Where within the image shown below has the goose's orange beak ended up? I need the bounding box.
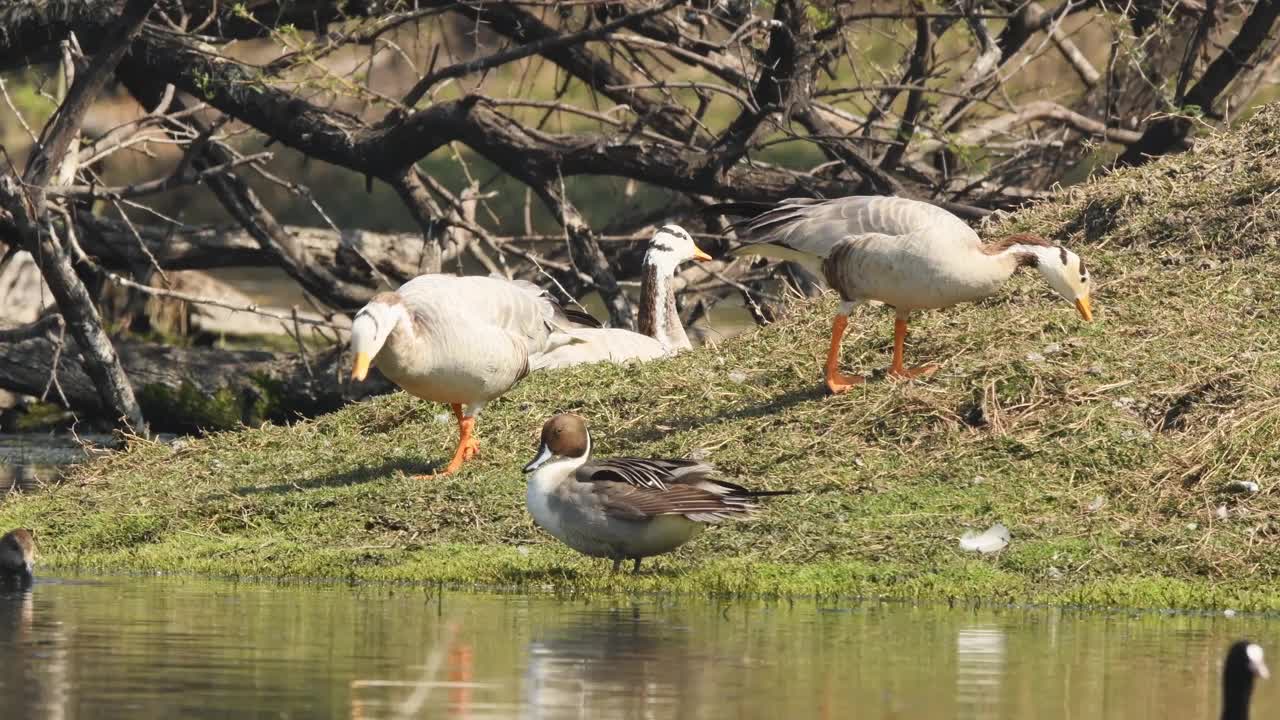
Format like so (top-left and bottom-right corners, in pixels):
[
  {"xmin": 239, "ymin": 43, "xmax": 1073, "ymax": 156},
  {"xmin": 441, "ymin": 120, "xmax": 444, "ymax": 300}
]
[
  {"xmin": 1075, "ymin": 296, "xmax": 1093, "ymax": 322},
  {"xmin": 693, "ymin": 244, "xmax": 712, "ymax": 261},
  {"xmin": 351, "ymin": 352, "xmax": 371, "ymax": 382}
]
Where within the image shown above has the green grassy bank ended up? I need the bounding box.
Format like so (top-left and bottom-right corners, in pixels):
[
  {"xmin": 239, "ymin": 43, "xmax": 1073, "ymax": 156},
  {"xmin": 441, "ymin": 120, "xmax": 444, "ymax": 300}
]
[{"xmin": 4, "ymin": 107, "xmax": 1280, "ymax": 610}]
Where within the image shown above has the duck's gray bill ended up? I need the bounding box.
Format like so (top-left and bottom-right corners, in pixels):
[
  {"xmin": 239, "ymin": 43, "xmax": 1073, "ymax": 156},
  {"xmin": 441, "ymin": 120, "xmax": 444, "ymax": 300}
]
[{"xmin": 523, "ymin": 443, "xmax": 553, "ymax": 473}]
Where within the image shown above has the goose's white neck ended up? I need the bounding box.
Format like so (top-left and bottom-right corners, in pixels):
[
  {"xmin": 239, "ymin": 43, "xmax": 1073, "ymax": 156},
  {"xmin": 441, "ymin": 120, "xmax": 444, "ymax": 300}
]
[
  {"xmin": 981, "ymin": 242, "xmax": 1061, "ymax": 281},
  {"xmin": 637, "ymin": 251, "xmax": 691, "ymax": 352}
]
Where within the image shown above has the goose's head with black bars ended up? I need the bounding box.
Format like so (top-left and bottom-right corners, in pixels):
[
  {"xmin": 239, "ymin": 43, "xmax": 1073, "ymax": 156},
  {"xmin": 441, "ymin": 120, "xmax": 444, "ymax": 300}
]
[
  {"xmin": 644, "ymin": 225, "xmax": 712, "ymax": 271},
  {"xmin": 984, "ymin": 233, "xmax": 1093, "ymax": 321}
]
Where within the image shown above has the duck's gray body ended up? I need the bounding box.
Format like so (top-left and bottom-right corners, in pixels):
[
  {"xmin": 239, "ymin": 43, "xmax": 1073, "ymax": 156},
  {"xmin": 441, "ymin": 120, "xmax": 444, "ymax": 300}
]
[{"xmin": 526, "ymin": 455, "xmax": 761, "ymax": 565}]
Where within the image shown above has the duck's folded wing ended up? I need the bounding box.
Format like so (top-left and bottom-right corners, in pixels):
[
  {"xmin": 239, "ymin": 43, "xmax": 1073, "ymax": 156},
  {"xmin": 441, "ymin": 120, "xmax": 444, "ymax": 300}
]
[
  {"xmin": 574, "ymin": 457, "xmax": 713, "ymax": 491},
  {"xmin": 589, "ymin": 482, "xmax": 756, "ymax": 522}
]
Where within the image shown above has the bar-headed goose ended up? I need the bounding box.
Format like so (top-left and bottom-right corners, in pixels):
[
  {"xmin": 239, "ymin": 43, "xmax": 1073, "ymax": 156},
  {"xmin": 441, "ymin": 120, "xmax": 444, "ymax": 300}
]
[
  {"xmin": 538, "ymin": 225, "xmax": 712, "ymax": 369},
  {"xmin": 713, "ymin": 196, "xmax": 1093, "ymax": 393},
  {"xmin": 349, "ymin": 275, "xmax": 598, "ymax": 476},
  {"xmin": 1222, "ymin": 640, "xmax": 1268, "ymax": 720},
  {"xmin": 522, "ymin": 413, "xmax": 790, "ymax": 573}
]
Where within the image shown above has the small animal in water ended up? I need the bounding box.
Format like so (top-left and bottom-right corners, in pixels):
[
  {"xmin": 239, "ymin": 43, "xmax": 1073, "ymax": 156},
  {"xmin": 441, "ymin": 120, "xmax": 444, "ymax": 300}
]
[
  {"xmin": 0, "ymin": 529, "xmax": 35, "ymax": 579},
  {"xmin": 1221, "ymin": 640, "xmax": 1268, "ymax": 720},
  {"xmin": 522, "ymin": 413, "xmax": 791, "ymax": 573}
]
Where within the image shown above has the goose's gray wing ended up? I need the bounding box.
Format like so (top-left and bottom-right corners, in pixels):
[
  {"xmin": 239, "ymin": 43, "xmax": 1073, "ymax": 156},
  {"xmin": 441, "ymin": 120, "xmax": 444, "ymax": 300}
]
[
  {"xmin": 727, "ymin": 196, "xmax": 980, "ymax": 259},
  {"xmin": 397, "ymin": 274, "xmax": 596, "ymax": 352}
]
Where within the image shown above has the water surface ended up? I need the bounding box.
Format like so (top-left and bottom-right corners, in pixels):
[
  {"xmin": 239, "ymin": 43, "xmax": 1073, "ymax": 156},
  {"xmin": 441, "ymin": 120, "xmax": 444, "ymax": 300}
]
[
  {"xmin": 0, "ymin": 433, "xmax": 114, "ymax": 494},
  {"xmin": 0, "ymin": 576, "xmax": 1273, "ymax": 719}
]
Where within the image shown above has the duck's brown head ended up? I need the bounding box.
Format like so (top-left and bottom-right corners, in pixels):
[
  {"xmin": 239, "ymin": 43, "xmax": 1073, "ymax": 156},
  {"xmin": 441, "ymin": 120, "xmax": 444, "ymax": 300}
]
[
  {"xmin": 0, "ymin": 529, "xmax": 35, "ymax": 577},
  {"xmin": 523, "ymin": 414, "xmax": 591, "ymax": 473}
]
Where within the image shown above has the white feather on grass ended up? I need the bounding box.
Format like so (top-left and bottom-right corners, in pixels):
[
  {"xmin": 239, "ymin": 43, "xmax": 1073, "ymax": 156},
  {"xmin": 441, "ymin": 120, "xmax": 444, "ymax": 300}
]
[{"xmin": 959, "ymin": 523, "xmax": 1010, "ymax": 554}]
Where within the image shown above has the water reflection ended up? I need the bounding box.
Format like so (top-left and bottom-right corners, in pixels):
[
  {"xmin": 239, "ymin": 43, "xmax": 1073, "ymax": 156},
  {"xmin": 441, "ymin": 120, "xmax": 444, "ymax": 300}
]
[
  {"xmin": 955, "ymin": 626, "xmax": 1006, "ymax": 718},
  {"xmin": 523, "ymin": 607, "xmax": 709, "ymax": 720},
  {"xmin": 0, "ymin": 578, "xmax": 1273, "ymax": 719},
  {"xmin": 0, "ymin": 433, "xmax": 115, "ymax": 494}
]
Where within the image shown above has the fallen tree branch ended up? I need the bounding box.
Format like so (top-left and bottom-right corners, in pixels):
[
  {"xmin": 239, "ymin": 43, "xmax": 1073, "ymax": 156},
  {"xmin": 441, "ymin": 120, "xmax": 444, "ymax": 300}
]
[
  {"xmin": 3, "ymin": 0, "xmax": 157, "ymax": 434},
  {"xmin": 0, "ymin": 331, "xmax": 394, "ymax": 433},
  {"xmin": 0, "ymin": 314, "xmax": 63, "ymax": 343}
]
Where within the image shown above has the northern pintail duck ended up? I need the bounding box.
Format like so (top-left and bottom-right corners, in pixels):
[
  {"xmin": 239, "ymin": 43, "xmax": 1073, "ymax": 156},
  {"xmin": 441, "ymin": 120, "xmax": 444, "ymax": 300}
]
[
  {"xmin": 1222, "ymin": 640, "xmax": 1268, "ymax": 720},
  {"xmin": 522, "ymin": 413, "xmax": 790, "ymax": 572},
  {"xmin": 349, "ymin": 274, "xmax": 598, "ymax": 476},
  {"xmin": 538, "ymin": 225, "xmax": 712, "ymax": 368},
  {"xmin": 715, "ymin": 196, "xmax": 1093, "ymax": 393}
]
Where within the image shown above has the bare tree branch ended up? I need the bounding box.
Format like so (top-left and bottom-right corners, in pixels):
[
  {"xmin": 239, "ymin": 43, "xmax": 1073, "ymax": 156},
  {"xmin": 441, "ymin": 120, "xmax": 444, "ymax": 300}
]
[
  {"xmin": 2, "ymin": 0, "xmax": 157, "ymax": 434},
  {"xmin": 402, "ymin": 0, "xmax": 686, "ymax": 108}
]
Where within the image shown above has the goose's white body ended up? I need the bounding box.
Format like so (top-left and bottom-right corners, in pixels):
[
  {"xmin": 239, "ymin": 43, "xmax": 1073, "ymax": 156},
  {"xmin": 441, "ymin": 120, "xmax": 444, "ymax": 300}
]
[
  {"xmin": 360, "ymin": 274, "xmax": 582, "ymax": 410},
  {"xmin": 732, "ymin": 196, "xmax": 1031, "ymax": 311},
  {"xmin": 723, "ymin": 195, "xmax": 1092, "ymax": 389},
  {"xmin": 539, "ymin": 226, "xmax": 706, "ymax": 369},
  {"xmin": 349, "ymin": 274, "xmax": 596, "ymax": 474},
  {"xmin": 537, "ymin": 328, "xmax": 668, "ymax": 369}
]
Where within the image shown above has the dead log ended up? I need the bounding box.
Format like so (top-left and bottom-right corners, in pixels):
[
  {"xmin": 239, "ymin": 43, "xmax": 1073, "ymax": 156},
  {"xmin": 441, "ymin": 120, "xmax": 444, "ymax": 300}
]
[
  {"xmin": 76, "ymin": 214, "xmax": 436, "ymax": 291},
  {"xmin": 0, "ymin": 330, "xmax": 394, "ymax": 434}
]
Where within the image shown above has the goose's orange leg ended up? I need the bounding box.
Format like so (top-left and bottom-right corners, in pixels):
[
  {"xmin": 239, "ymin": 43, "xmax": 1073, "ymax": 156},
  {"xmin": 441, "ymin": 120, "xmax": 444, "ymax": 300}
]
[
  {"xmin": 415, "ymin": 404, "xmax": 480, "ymax": 478},
  {"xmin": 824, "ymin": 315, "xmax": 865, "ymax": 394},
  {"xmin": 887, "ymin": 316, "xmax": 939, "ymax": 380}
]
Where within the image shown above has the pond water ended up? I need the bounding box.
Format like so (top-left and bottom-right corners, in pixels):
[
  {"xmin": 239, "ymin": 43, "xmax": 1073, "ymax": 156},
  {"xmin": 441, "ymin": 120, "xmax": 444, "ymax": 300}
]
[
  {"xmin": 0, "ymin": 433, "xmax": 115, "ymax": 494},
  {"xmin": 0, "ymin": 575, "xmax": 1273, "ymax": 719}
]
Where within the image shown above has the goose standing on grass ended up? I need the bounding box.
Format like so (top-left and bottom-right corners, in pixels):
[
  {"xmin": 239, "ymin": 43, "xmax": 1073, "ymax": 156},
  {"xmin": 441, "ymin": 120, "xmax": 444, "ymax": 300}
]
[
  {"xmin": 522, "ymin": 413, "xmax": 791, "ymax": 573},
  {"xmin": 712, "ymin": 196, "xmax": 1093, "ymax": 394},
  {"xmin": 349, "ymin": 275, "xmax": 599, "ymax": 477},
  {"xmin": 538, "ymin": 225, "xmax": 712, "ymax": 369},
  {"xmin": 1222, "ymin": 640, "xmax": 1268, "ymax": 720}
]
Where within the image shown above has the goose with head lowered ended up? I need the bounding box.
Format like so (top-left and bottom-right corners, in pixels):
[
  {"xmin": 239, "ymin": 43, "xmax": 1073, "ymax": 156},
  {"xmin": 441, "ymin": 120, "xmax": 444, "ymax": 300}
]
[
  {"xmin": 538, "ymin": 225, "xmax": 712, "ymax": 369},
  {"xmin": 711, "ymin": 196, "xmax": 1093, "ymax": 394},
  {"xmin": 522, "ymin": 413, "xmax": 791, "ymax": 573},
  {"xmin": 1222, "ymin": 640, "xmax": 1268, "ymax": 720},
  {"xmin": 349, "ymin": 274, "xmax": 599, "ymax": 477}
]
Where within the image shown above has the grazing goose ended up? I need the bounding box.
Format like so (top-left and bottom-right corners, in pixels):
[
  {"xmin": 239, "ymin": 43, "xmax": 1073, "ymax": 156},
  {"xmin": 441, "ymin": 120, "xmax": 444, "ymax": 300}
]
[
  {"xmin": 522, "ymin": 413, "xmax": 791, "ymax": 573},
  {"xmin": 1222, "ymin": 640, "xmax": 1268, "ymax": 720},
  {"xmin": 0, "ymin": 529, "xmax": 34, "ymax": 579},
  {"xmin": 538, "ymin": 225, "xmax": 712, "ymax": 368},
  {"xmin": 349, "ymin": 275, "xmax": 599, "ymax": 476},
  {"xmin": 713, "ymin": 196, "xmax": 1093, "ymax": 393}
]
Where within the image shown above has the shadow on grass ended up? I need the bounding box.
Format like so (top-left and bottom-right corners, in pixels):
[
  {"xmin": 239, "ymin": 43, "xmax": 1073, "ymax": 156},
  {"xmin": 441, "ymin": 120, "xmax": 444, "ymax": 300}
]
[
  {"xmin": 233, "ymin": 455, "xmax": 434, "ymax": 495},
  {"xmin": 611, "ymin": 385, "xmax": 827, "ymax": 446}
]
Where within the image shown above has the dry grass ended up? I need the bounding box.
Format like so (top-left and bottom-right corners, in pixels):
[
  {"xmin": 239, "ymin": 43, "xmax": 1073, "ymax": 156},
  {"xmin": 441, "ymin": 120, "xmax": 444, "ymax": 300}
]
[{"xmin": 3, "ymin": 107, "xmax": 1280, "ymax": 609}]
